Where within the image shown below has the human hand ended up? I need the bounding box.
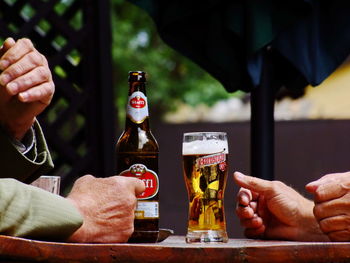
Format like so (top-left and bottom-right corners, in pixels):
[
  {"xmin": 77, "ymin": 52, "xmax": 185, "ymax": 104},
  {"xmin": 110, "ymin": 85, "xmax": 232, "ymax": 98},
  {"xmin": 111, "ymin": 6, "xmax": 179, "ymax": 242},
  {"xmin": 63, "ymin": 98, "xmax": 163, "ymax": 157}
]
[
  {"xmin": 0, "ymin": 38, "xmax": 54, "ymax": 140},
  {"xmin": 234, "ymin": 172, "xmax": 327, "ymax": 241},
  {"xmin": 306, "ymin": 172, "xmax": 350, "ymax": 241},
  {"xmin": 66, "ymin": 175, "xmax": 145, "ymax": 243}
]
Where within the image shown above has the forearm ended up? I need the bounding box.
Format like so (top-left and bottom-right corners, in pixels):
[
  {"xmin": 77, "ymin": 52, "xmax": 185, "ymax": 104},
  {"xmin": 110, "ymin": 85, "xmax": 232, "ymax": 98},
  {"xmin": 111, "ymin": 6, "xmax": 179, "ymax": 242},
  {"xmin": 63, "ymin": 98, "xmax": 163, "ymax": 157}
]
[{"xmin": 0, "ymin": 179, "xmax": 83, "ymax": 240}]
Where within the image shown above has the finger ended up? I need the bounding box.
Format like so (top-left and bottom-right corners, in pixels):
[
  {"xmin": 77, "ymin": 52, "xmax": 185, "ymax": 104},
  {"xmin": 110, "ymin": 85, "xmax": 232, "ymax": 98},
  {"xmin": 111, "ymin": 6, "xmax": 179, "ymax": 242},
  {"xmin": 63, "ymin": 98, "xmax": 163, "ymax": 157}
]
[
  {"xmin": 234, "ymin": 172, "xmax": 274, "ymax": 195},
  {"xmin": 0, "ymin": 37, "xmax": 16, "ymax": 58},
  {"xmin": 312, "ymin": 182, "xmax": 349, "ymax": 203},
  {"xmin": 117, "ymin": 176, "xmax": 146, "ymax": 196},
  {"xmin": 0, "ymin": 51, "xmax": 46, "ymax": 88},
  {"xmin": 313, "ymin": 196, "xmax": 350, "ymax": 220},
  {"xmin": 306, "ymin": 173, "xmax": 349, "ymax": 193},
  {"xmin": 244, "ymin": 225, "xmax": 265, "ymax": 239},
  {"xmin": 18, "ymin": 81, "xmax": 54, "ymax": 103},
  {"xmin": 240, "ymin": 215, "xmax": 263, "ymax": 229},
  {"xmin": 249, "ymin": 201, "xmax": 258, "ymax": 212},
  {"xmin": 328, "ymin": 230, "xmax": 350, "ymax": 242},
  {"xmin": 237, "ymin": 187, "xmax": 253, "ymax": 206},
  {"xmin": 134, "ymin": 178, "xmax": 146, "ymax": 196},
  {"xmin": 305, "ymin": 182, "xmax": 318, "ymax": 194},
  {"xmin": 236, "ymin": 204, "xmax": 255, "ymax": 219},
  {"xmin": 6, "ymin": 65, "xmax": 52, "ymax": 96},
  {"xmin": 0, "ymin": 38, "xmax": 35, "ymax": 71},
  {"xmin": 319, "ymin": 215, "xmax": 350, "ymax": 234}
]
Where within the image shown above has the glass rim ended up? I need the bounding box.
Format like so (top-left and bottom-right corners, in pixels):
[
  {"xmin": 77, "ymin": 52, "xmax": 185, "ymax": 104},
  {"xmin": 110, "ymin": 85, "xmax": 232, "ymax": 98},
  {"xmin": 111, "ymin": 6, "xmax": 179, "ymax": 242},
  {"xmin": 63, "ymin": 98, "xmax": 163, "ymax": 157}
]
[{"xmin": 183, "ymin": 131, "xmax": 227, "ymax": 136}]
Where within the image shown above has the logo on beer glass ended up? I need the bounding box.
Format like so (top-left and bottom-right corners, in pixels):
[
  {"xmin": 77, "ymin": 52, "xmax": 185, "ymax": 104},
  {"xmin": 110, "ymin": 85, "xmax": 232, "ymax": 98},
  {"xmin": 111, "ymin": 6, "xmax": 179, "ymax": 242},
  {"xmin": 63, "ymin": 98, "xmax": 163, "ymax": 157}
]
[
  {"xmin": 120, "ymin": 164, "xmax": 159, "ymax": 200},
  {"xmin": 196, "ymin": 152, "xmax": 227, "ymax": 171}
]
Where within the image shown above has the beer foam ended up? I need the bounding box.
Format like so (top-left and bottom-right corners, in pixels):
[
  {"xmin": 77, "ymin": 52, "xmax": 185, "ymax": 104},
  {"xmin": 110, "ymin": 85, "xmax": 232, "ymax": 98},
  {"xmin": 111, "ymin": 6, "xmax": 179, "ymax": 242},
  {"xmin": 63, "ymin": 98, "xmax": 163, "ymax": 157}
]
[{"xmin": 182, "ymin": 139, "xmax": 228, "ymax": 155}]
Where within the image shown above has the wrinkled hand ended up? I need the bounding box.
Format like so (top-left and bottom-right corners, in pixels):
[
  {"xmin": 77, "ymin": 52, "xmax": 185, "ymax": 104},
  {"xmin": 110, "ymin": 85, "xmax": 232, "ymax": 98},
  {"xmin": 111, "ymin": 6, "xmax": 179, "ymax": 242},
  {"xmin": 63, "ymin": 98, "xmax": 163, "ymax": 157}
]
[
  {"xmin": 66, "ymin": 175, "xmax": 145, "ymax": 243},
  {"xmin": 306, "ymin": 172, "xmax": 350, "ymax": 241},
  {"xmin": 234, "ymin": 172, "xmax": 327, "ymax": 241},
  {"xmin": 0, "ymin": 38, "xmax": 54, "ymax": 140}
]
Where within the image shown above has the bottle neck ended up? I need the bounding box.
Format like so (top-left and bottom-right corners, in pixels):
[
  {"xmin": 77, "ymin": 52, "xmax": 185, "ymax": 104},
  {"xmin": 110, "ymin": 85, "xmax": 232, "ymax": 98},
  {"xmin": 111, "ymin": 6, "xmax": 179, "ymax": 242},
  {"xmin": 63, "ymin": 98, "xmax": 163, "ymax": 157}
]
[{"xmin": 125, "ymin": 81, "xmax": 150, "ymax": 130}]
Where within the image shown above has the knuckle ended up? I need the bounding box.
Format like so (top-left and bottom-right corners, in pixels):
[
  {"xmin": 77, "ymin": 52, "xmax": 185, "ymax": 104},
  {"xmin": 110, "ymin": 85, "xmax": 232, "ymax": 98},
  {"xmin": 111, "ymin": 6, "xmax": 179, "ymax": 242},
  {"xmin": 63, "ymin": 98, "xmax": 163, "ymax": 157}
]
[
  {"xmin": 117, "ymin": 176, "xmax": 140, "ymax": 190},
  {"xmin": 28, "ymin": 51, "xmax": 42, "ymax": 66},
  {"xmin": 76, "ymin": 174, "xmax": 94, "ymax": 184},
  {"xmin": 18, "ymin": 38, "xmax": 34, "ymax": 50},
  {"xmin": 114, "ymin": 176, "xmax": 129, "ymax": 188},
  {"xmin": 41, "ymin": 54, "xmax": 48, "ymax": 65},
  {"xmin": 46, "ymin": 82, "xmax": 55, "ymax": 102},
  {"xmin": 340, "ymin": 182, "xmax": 350, "ymax": 192},
  {"xmin": 50, "ymin": 80, "xmax": 55, "ymax": 91},
  {"xmin": 36, "ymin": 66, "xmax": 50, "ymax": 80},
  {"xmin": 120, "ymin": 225, "xmax": 134, "ymax": 241},
  {"xmin": 23, "ymin": 75, "xmax": 34, "ymax": 87}
]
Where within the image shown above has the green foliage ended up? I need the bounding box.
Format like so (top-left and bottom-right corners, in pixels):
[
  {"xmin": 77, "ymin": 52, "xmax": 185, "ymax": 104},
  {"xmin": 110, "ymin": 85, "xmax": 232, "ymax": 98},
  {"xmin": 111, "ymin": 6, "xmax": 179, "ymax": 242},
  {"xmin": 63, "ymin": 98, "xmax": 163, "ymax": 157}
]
[{"xmin": 111, "ymin": 0, "xmax": 240, "ymax": 122}]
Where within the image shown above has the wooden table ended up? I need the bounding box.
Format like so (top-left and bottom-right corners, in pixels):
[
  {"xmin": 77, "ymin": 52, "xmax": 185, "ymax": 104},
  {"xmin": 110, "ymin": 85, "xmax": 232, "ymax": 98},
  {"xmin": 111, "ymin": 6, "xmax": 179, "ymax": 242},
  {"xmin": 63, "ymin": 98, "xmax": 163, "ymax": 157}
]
[{"xmin": 1, "ymin": 235, "xmax": 350, "ymax": 263}]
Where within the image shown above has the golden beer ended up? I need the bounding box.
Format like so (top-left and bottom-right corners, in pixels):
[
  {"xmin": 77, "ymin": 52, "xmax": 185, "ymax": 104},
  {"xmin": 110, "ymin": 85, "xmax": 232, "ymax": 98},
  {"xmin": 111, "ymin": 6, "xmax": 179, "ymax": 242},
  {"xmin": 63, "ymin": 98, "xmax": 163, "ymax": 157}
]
[{"xmin": 182, "ymin": 132, "xmax": 228, "ymax": 243}]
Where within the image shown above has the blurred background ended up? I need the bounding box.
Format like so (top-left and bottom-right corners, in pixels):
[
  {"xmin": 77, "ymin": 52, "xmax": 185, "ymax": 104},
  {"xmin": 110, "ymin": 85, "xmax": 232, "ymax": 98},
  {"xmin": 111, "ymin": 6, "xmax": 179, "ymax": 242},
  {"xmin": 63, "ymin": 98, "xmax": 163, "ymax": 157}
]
[
  {"xmin": 110, "ymin": 0, "xmax": 350, "ymax": 238},
  {"xmin": 1, "ymin": 0, "xmax": 350, "ymax": 239}
]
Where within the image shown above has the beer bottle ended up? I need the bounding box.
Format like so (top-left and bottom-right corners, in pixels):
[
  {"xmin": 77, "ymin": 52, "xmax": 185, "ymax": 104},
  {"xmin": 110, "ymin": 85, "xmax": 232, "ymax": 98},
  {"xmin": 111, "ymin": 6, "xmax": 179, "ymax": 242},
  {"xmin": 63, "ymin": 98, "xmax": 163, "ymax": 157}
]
[{"xmin": 116, "ymin": 71, "xmax": 159, "ymax": 243}]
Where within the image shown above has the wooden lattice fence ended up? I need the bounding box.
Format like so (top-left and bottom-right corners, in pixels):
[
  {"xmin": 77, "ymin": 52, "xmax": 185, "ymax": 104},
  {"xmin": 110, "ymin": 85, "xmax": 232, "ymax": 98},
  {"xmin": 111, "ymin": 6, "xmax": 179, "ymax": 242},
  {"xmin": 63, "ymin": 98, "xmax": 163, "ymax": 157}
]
[{"xmin": 0, "ymin": 0, "xmax": 116, "ymax": 190}]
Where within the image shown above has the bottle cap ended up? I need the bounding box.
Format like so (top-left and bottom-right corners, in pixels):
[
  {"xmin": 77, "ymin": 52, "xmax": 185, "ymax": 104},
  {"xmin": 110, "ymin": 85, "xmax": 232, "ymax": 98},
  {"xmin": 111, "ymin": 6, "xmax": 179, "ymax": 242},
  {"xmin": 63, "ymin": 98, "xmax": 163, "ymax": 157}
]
[{"xmin": 129, "ymin": 71, "xmax": 146, "ymax": 82}]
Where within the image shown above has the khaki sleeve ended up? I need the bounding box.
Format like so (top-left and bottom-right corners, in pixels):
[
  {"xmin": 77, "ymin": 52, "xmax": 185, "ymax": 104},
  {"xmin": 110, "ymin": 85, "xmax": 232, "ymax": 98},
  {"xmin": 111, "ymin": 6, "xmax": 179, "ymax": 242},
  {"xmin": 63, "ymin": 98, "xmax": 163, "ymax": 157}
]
[
  {"xmin": 0, "ymin": 179, "xmax": 83, "ymax": 240},
  {"xmin": 0, "ymin": 120, "xmax": 54, "ymax": 183}
]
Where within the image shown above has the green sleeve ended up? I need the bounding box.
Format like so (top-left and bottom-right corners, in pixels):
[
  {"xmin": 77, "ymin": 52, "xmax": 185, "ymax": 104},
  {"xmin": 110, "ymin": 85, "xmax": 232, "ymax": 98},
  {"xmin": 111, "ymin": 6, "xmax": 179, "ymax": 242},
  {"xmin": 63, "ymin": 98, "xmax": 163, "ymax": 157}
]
[
  {"xmin": 0, "ymin": 178, "xmax": 83, "ymax": 240},
  {"xmin": 0, "ymin": 122, "xmax": 83, "ymax": 240},
  {"xmin": 0, "ymin": 120, "xmax": 54, "ymax": 183}
]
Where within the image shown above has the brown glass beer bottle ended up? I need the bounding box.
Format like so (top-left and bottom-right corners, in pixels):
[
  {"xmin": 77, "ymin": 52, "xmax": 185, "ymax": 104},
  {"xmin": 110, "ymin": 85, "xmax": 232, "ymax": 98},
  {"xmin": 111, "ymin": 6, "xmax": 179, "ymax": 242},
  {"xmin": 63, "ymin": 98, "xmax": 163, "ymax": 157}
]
[{"xmin": 116, "ymin": 71, "xmax": 159, "ymax": 243}]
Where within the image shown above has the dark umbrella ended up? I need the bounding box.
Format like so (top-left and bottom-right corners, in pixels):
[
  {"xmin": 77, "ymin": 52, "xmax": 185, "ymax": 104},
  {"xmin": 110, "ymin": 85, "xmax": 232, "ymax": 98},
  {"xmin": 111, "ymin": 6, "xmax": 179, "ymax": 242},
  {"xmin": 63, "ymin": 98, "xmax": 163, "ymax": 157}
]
[{"xmin": 127, "ymin": 0, "xmax": 350, "ymax": 180}]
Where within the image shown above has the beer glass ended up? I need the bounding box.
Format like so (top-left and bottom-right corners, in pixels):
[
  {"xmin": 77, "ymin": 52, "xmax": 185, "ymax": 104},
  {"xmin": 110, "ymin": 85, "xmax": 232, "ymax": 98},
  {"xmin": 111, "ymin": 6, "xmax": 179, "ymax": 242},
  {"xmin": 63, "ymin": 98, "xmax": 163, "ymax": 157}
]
[{"xmin": 182, "ymin": 132, "xmax": 229, "ymax": 243}]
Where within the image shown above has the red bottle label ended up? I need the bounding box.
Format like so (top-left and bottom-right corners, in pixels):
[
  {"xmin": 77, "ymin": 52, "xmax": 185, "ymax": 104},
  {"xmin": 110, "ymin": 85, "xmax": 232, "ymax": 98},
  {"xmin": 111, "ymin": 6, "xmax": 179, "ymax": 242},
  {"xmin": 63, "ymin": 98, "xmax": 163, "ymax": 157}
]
[{"xmin": 120, "ymin": 164, "xmax": 159, "ymax": 200}]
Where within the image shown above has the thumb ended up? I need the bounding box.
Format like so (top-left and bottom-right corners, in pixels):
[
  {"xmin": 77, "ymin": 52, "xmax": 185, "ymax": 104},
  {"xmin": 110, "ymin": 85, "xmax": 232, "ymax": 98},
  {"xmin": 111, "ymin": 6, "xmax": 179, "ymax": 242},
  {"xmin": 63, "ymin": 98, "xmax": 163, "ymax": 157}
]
[
  {"xmin": 133, "ymin": 178, "xmax": 146, "ymax": 196},
  {"xmin": 305, "ymin": 180, "xmax": 320, "ymax": 194},
  {"xmin": 117, "ymin": 176, "xmax": 146, "ymax": 196},
  {"xmin": 233, "ymin": 171, "xmax": 274, "ymax": 195}
]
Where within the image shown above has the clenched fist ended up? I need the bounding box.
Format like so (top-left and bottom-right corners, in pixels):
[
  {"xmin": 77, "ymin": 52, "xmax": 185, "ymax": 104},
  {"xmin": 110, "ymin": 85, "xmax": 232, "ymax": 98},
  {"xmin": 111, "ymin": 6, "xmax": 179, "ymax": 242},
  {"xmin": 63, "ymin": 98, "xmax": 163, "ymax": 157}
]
[
  {"xmin": 0, "ymin": 38, "xmax": 54, "ymax": 140},
  {"xmin": 67, "ymin": 175, "xmax": 145, "ymax": 243}
]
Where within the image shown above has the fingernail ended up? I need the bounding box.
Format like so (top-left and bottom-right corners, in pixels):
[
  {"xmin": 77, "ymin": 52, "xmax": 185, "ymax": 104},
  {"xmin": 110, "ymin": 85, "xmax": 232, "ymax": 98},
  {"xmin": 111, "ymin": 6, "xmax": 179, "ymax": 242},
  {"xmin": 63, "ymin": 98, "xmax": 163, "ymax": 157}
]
[
  {"xmin": 241, "ymin": 194, "xmax": 249, "ymax": 205},
  {"xmin": 0, "ymin": 60, "xmax": 9, "ymax": 71},
  {"xmin": 306, "ymin": 181, "xmax": 315, "ymax": 187},
  {"xmin": 7, "ymin": 82, "xmax": 18, "ymax": 95},
  {"xmin": 19, "ymin": 92, "xmax": 28, "ymax": 102},
  {"xmin": 306, "ymin": 179, "xmax": 319, "ymax": 187},
  {"xmin": 0, "ymin": 73, "xmax": 10, "ymax": 86},
  {"xmin": 305, "ymin": 181, "xmax": 319, "ymax": 192}
]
